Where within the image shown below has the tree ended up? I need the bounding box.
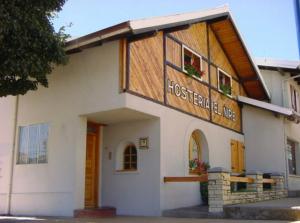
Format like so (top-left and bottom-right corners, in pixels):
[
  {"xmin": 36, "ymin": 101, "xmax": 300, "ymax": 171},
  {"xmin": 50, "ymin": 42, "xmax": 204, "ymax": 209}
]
[{"xmin": 0, "ymin": 0, "xmax": 69, "ymax": 97}]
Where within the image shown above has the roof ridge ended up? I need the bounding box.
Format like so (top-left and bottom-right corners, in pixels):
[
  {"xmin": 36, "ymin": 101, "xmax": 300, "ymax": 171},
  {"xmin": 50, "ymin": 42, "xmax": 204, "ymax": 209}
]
[
  {"xmin": 129, "ymin": 4, "xmax": 230, "ymax": 24},
  {"xmin": 129, "ymin": 5, "xmax": 230, "ymax": 32}
]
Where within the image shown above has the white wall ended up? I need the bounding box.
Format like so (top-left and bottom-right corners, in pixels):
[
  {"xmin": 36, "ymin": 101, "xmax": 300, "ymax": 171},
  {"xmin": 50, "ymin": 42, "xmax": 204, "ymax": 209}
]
[
  {"xmin": 9, "ymin": 40, "xmax": 123, "ymax": 216},
  {"xmin": 243, "ymin": 105, "xmax": 286, "ymax": 174},
  {"xmin": 261, "ymin": 69, "xmax": 300, "ymax": 190},
  {"xmin": 101, "ymin": 119, "xmax": 161, "ymax": 216},
  {"xmin": 1, "ymin": 38, "xmax": 249, "ymax": 217},
  {"xmin": 125, "ymin": 94, "xmax": 244, "ymax": 212},
  {"xmin": 288, "ymin": 175, "xmax": 300, "ymax": 190},
  {"xmin": 260, "ymin": 69, "xmax": 288, "ymax": 107},
  {"xmin": 0, "ymin": 96, "xmax": 16, "ymax": 214}
]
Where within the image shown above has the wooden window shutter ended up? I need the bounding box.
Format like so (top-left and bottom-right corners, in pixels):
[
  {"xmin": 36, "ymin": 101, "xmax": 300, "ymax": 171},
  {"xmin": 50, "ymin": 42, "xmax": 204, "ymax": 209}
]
[
  {"xmin": 238, "ymin": 142, "xmax": 245, "ymax": 173},
  {"xmin": 231, "ymin": 140, "xmax": 239, "ymax": 172}
]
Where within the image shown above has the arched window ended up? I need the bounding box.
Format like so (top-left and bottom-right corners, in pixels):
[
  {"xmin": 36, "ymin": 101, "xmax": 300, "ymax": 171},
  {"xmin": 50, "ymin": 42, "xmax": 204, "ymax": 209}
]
[
  {"xmin": 189, "ymin": 130, "xmax": 201, "ymax": 173},
  {"xmin": 123, "ymin": 144, "xmax": 137, "ymax": 170}
]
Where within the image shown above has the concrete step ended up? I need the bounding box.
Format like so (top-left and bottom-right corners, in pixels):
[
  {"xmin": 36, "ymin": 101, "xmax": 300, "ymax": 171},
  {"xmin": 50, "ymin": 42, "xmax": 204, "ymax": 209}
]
[
  {"xmin": 288, "ymin": 190, "xmax": 300, "ymax": 197},
  {"xmin": 74, "ymin": 207, "xmax": 116, "ymax": 218}
]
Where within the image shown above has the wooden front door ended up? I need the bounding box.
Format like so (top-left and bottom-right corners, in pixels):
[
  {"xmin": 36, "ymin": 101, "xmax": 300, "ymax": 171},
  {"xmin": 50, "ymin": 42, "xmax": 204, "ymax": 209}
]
[{"xmin": 84, "ymin": 123, "xmax": 100, "ymax": 208}]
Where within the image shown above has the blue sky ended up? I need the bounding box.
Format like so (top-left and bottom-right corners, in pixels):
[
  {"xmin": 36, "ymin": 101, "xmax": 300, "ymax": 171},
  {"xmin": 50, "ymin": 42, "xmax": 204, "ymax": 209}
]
[{"xmin": 53, "ymin": 0, "xmax": 299, "ymax": 60}]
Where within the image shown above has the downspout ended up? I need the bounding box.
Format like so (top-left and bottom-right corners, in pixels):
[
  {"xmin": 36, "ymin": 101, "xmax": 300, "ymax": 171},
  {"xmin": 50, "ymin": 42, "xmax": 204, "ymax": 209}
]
[
  {"xmin": 7, "ymin": 95, "xmax": 19, "ymax": 215},
  {"xmin": 283, "ymin": 118, "xmax": 289, "ymax": 189}
]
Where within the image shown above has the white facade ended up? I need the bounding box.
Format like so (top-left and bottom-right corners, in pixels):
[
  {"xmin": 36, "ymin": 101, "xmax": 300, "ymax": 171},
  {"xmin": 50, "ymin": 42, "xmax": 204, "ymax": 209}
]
[
  {"xmin": 243, "ymin": 64, "xmax": 300, "ymax": 191},
  {"xmin": 262, "ymin": 68, "xmax": 300, "ymax": 190},
  {"xmin": 243, "ymin": 105, "xmax": 286, "ymax": 174},
  {"xmin": 0, "ymin": 39, "xmax": 299, "ymax": 218},
  {"xmin": 0, "ymin": 40, "xmax": 244, "ymax": 216}
]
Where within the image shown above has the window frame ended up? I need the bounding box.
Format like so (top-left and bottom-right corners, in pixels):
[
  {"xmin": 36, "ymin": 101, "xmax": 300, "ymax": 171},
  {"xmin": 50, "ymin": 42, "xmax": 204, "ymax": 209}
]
[
  {"xmin": 122, "ymin": 144, "xmax": 137, "ymax": 171},
  {"xmin": 287, "ymin": 139, "xmax": 298, "ymax": 175},
  {"xmin": 182, "ymin": 45, "xmax": 203, "ymax": 81},
  {"xmin": 217, "ymin": 68, "xmax": 233, "ymax": 97},
  {"xmin": 290, "ymin": 84, "xmax": 300, "ymax": 112},
  {"xmin": 188, "ymin": 131, "xmax": 202, "ymax": 174},
  {"xmin": 17, "ymin": 123, "xmax": 49, "ymax": 165}
]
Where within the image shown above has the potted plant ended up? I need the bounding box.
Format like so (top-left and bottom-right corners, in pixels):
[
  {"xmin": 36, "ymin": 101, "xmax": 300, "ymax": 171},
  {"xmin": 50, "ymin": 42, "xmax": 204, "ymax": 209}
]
[
  {"xmin": 220, "ymin": 83, "xmax": 231, "ymax": 96},
  {"xmin": 184, "ymin": 63, "xmax": 205, "ymax": 79},
  {"xmin": 189, "ymin": 159, "xmax": 210, "ymax": 205}
]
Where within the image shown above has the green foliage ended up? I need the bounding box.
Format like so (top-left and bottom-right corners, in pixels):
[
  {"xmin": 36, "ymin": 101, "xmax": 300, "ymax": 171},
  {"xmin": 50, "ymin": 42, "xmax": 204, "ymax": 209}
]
[
  {"xmin": 184, "ymin": 64, "xmax": 203, "ymax": 78},
  {"xmin": 0, "ymin": 0, "xmax": 69, "ymax": 97},
  {"xmin": 220, "ymin": 83, "xmax": 231, "ymax": 96}
]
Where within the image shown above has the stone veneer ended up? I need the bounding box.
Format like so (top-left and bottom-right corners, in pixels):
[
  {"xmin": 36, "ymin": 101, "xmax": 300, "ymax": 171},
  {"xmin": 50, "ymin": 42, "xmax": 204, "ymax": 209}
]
[{"xmin": 208, "ymin": 167, "xmax": 288, "ymax": 212}]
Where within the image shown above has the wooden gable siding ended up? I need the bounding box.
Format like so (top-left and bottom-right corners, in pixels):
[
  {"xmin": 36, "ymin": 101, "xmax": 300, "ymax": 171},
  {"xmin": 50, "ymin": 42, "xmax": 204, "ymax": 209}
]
[
  {"xmin": 166, "ymin": 37, "xmax": 181, "ymax": 68},
  {"xmin": 210, "ymin": 65, "xmax": 218, "ymax": 88},
  {"xmin": 208, "ymin": 26, "xmax": 238, "ymax": 80},
  {"xmin": 124, "ymin": 21, "xmax": 244, "ymax": 133},
  {"xmin": 210, "ymin": 64, "xmax": 239, "ymax": 96},
  {"xmin": 211, "ymin": 89, "xmax": 241, "ymax": 132},
  {"xmin": 128, "ymin": 32, "xmax": 164, "ymax": 102},
  {"xmin": 165, "ymin": 36, "xmax": 209, "ymax": 84},
  {"xmin": 166, "ymin": 66, "xmax": 210, "ymax": 120},
  {"xmin": 169, "ymin": 22, "xmax": 208, "ymax": 58},
  {"xmin": 231, "ymin": 79, "xmax": 240, "ymax": 97}
]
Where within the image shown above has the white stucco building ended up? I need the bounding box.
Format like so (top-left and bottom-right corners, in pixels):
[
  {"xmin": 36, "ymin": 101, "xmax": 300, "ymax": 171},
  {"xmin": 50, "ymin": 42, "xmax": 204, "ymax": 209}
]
[
  {"xmin": 249, "ymin": 58, "xmax": 300, "ymax": 191},
  {"xmin": 0, "ymin": 6, "xmax": 299, "ymax": 217}
]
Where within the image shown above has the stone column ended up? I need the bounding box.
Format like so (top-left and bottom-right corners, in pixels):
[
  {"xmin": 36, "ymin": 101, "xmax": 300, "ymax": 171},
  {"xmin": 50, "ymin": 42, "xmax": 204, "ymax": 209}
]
[
  {"xmin": 271, "ymin": 172, "xmax": 287, "ymax": 199},
  {"xmin": 246, "ymin": 171, "xmax": 263, "ymax": 193},
  {"xmin": 270, "ymin": 172, "xmax": 285, "ymax": 190},
  {"xmin": 208, "ymin": 167, "xmax": 231, "ymax": 213}
]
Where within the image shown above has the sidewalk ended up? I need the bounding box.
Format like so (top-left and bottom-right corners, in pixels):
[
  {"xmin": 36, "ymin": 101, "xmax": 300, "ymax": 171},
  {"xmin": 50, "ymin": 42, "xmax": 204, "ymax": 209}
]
[
  {"xmin": 0, "ymin": 216, "xmax": 293, "ymax": 223},
  {"xmin": 224, "ymin": 197, "xmax": 300, "ymax": 220}
]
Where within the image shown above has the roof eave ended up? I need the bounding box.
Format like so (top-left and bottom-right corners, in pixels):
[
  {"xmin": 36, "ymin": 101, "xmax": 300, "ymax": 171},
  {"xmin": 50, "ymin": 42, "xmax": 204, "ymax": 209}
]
[
  {"xmin": 226, "ymin": 14, "xmax": 271, "ymax": 100},
  {"xmin": 65, "ymin": 8, "xmax": 231, "ymax": 51},
  {"xmin": 65, "ymin": 22, "xmax": 132, "ymax": 52},
  {"xmin": 130, "ymin": 12, "xmax": 230, "ymax": 35},
  {"xmin": 238, "ymin": 96, "xmax": 292, "ymax": 116}
]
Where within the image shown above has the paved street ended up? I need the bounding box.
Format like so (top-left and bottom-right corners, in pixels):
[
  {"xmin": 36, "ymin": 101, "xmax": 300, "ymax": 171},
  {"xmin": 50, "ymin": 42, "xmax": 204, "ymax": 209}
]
[{"xmin": 0, "ymin": 216, "xmax": 297, "ymax": 223}]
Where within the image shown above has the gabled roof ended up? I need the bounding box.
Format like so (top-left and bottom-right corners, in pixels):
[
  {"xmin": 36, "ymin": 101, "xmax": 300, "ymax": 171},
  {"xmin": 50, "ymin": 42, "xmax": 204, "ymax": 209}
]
[
  {"xmin": 65, "ymin": 6, "xmax": 231, "ymax": 51},
  {"xmin": 65, "ymin": 5, "xmax": 270, "ymax": 100}
]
